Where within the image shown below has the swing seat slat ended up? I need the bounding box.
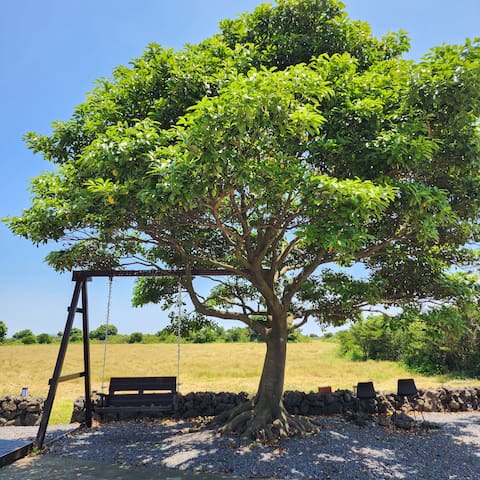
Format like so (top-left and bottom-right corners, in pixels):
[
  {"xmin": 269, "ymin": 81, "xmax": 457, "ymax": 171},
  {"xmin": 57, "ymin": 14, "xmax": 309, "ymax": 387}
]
[{"xmin": 94, "ymin": 376, "xmax": 177, "ymax": 416}]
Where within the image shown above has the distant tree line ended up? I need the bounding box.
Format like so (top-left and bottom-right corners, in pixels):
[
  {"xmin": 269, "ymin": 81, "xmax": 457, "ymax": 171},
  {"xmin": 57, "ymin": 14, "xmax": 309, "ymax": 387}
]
[
  {"xmin": 1, "ymin": 328, "xmax": 53, "ymax": 345},
  {"xmin": 1, "ymin": 315, "xmax": 312, "ymax": 345}
]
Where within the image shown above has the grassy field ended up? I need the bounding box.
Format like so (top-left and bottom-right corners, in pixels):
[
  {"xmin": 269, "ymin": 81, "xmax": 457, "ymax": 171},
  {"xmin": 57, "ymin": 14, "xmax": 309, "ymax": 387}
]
[{"xmin": 1, "ymin": 340, "xmax": 479, "ymax": 424}]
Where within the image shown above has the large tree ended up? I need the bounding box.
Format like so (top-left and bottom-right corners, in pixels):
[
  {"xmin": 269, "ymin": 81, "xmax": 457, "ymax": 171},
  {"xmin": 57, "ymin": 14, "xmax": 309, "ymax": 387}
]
[{"xmin": 5, "ymin": 0, "xmax": 480, "ymax": 439}]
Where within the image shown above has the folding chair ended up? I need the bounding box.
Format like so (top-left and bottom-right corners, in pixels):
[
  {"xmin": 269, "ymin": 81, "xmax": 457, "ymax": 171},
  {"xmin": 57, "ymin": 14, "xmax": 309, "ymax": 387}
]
[
  {"xmin": 397, "ymin": 378, "xmax": 424, "ymax": 420},
  {"xmin": 355, "ymin": 381, "xmax": 376, "ymax": 413}
]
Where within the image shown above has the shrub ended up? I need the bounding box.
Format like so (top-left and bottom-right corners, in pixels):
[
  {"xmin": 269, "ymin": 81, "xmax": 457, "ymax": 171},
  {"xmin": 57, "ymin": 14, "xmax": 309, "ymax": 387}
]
[
  {"xmin": 128, "ymin": 332, "xmax": 143, "ymax": 343},
  {"xmin": 13, "ymin": 329, "xmax": 34, "ymax": 340},
  {"xmin": 37, "ymin": 333, "xmax": 52, "ymax": 344},
  {"xmin": 89, "ymin": 324, "xmax": 118, "ymax": 340},
  {"xmin": 397, "ymin": 307, "xmax": 480, "ymax": 376},
  {"xmin": 69, "ymin": 328, "xmax": 83, "ymax": 342},
  {"xmin": 0, "ymin": 321, "xmax": 7, "ymax": 342},
  {"xmin": 287, "ymin": 329, "xmax": 311, "ymax": 343},
  {"xmin": 155, "ymin": 330, "xmax": 178, "ymax": 343},
  {"xmin": 224, "ymin": 327, "xmax": 251, "ymax": 342},
  {"xmin": 339, "ymin": 306, "xmax": 480, "ymax": 377},
  {"xmin": 338, "ymin": 316, "xmax": 398, "ymax": 361},
  {"xmin": 21, "ymin": 335, "xmax": 37, "ymax": 344},
  {"xmin": 190, "ymin": 325, "xmax": 225, "ymax": 343}
]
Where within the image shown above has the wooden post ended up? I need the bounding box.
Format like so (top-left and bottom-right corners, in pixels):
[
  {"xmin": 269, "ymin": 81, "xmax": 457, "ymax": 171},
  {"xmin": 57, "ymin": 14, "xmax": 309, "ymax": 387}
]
[
  {"xmin": 81, "ymin": 281, "xmax": 92, "ymax": 428},
  {"xmin": 34, "ymin": 280, "xmax": 83, "ymax": 449}
]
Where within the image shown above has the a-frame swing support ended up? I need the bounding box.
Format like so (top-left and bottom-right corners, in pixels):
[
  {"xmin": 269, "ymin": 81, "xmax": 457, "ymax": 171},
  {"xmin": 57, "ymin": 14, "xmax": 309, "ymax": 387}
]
[
  {"xmin": 34, "ymin": 278, "xmax": 92, "ymax": 448},
  {"xmin": 35, "ymin": 268, "xmax": 236, "ymax": 449}
]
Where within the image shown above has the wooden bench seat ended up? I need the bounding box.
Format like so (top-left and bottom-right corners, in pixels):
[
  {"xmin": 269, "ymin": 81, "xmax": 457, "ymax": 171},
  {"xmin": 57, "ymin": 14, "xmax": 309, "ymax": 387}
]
[{"xmin": 94, "ymin": 376, "xmax": 177, "ymax": 417}]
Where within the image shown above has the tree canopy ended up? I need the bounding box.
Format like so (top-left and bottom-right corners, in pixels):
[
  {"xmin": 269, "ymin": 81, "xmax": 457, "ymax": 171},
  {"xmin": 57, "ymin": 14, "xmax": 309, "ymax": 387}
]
[{"xmin": 5, "ymin": 0, "xmax": 480, "ymax": 439}]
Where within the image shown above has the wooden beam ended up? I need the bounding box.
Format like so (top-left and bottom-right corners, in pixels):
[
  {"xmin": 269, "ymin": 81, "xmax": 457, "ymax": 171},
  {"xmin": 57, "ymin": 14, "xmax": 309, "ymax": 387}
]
[
  {"xmin": 48, "ymin": 372, "xmax": 85, "ymax": 384},
  {"xmin": 72, "ymin": 268, "xmax": 240, "ymax": 280}
]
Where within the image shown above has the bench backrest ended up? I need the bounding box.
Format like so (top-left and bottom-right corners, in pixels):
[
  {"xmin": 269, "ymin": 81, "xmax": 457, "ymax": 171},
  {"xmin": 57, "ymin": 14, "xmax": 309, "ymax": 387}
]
[
  {"xmin": 109, "ymin": 376, "xmax": 176, "ymax": 394},
  {"xmin": 107, "ymin": 376, "xmax": 176, "ymax": 408}
]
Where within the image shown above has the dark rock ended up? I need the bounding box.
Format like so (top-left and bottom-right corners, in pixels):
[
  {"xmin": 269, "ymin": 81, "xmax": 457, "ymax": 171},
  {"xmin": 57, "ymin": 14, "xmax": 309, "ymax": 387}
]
[
  {"xmin": 449, "ymin": 400, "xmax": 461, "ymax": 411},
  {"xmin": 323, "ymin": 394, "xmax": 335, "ymax": 405},
  {"xmin": 299, "ymin": 400, "xmax": 310, "ymax": 415},
  {"xmin": 376, "ymin": 394, "xmax": 394, "ymax": 414},
  {"xmin": 342, "ymin": 391, "xmax": 353, "ymax": 403},
  {"xmin": 322, "ymin": 401, "xmax": 344, "ymax": 415},
  {"xmin": 1, "ymin": 400, "xmax": 16, "ymax": 412},
  {"xmin": 71, "ymin": 397, "xmax": 86, "ymax": 423},
  {"xmin": 184, "ymin": 409, "xmax": 200, "ymax": 418},
  {"xmin": 392, "ymin": 412, "xmax": 416, "ymax": 430},
  {"xmin": 350, "ymin": 412, "xmax": 371, "ymax": 426},
  {"xmin": 307, "ymin": 392, "xmax": 325, "ymax": 405},
  {"xmin": 376, "ymin": 415, "xmax": 392, "ymax": 428},
  {"xmin": 422, "ymin": 389, "xmax": 443, "ymax": 412},
  {"xmin": 284, "ymin": 390, "xmax": 304, "ymax": 406},
  {"xmin": 3, "ymin": 410, "xmax": 17, "ymax": 421},
  {"xmin": 25, "ymin": 412, "xmax": 41, "ymax": 426}
]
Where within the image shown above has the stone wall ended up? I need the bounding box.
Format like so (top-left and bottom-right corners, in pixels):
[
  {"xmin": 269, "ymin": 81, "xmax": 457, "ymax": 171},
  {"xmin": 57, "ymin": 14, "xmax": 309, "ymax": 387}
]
[
  {"xmin": 0, "ymin": 395, "xmax": 44, "ymax": 426},
  {"xmin": 177, "ymin": 391, "xmax": 249, "ymax": 418},
  {"xmin": 283, "ymin": 386, "xmax": 480, "ymax": 416},
  {"xmin": 4, "ymin": 386, "xmax": 480, "ymax": 426},
  {"xmin": 69, "ymin": 386, "xmax": 480, "ymax": 423}
]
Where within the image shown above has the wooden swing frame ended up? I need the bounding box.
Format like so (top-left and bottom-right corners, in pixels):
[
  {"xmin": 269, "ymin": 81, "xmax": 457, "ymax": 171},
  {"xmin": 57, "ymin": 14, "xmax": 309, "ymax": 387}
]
[{"xmin": 34, "ymin": 268, "xmax": 235, "ymax": 449}]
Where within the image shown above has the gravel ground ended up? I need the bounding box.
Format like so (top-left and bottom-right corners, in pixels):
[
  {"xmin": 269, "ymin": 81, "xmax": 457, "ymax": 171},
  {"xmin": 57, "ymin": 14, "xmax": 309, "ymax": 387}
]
[
  {"xmin": 45, "ymin": 413, "xmax": 480, "ymax": 479},
  {"xmin": 0, "ymin": 425, "xmax": 76, "ymax": 443}
]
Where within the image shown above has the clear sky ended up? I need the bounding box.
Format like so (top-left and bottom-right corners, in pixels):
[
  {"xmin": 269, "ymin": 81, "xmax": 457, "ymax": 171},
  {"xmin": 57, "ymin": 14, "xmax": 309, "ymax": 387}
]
[{"xmin": 1, "ymin": 0, "xmax": 479, "ymax": 337}]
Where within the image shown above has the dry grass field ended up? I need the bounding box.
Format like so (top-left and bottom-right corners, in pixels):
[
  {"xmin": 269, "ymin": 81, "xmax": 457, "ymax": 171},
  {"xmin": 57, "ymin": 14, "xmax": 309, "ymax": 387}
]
[{"xmin": 1, "ymin": 340, "xmax": 478, "ymax": 424}]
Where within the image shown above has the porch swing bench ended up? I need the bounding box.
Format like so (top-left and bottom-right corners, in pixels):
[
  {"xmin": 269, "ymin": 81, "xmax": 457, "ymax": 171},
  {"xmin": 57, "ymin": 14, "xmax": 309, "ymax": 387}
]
[{"xmin": 94, "ymin": 376, "xmax": 177, "ymax": 418}]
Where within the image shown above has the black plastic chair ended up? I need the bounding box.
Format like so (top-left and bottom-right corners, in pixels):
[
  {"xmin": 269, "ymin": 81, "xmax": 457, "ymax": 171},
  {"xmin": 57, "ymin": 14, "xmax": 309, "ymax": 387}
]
[
  {"xmin": 397, "ymin": 378, "xmax": 424, "ymax": 420},
  {"xmin": 355, "ymin": 381, "xmax": 376, "ymax": 413}
]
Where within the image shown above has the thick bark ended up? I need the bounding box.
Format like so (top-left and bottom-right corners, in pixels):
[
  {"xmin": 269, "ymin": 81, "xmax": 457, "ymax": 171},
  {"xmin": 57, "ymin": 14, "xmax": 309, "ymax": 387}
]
[{"xmin": 215, "ymin": 317, "xmax": 318, "ymax": 441}]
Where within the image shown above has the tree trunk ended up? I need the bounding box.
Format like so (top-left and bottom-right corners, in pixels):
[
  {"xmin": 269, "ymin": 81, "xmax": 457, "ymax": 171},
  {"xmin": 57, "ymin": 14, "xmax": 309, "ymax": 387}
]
[
  {"xmin": 214, "ymin": 315, "xmax": 318, "ymax": 441},
  {"xmin": 254, "ymin": 324, "xmax": 287, "ymax": 423}
]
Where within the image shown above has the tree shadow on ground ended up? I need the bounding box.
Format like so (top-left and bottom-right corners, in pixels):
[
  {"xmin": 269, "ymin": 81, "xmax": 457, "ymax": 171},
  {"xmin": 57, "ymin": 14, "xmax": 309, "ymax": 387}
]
[{"xmin": 16, "ymin": 413, "xmax": 480, "ymax": 479}]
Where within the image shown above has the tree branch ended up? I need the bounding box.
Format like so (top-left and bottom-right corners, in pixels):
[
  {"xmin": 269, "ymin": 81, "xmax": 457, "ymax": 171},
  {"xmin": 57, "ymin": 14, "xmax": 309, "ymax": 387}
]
[{"xmin": 182, "ymin": 267, "xmax": 267, "ymax": 337}]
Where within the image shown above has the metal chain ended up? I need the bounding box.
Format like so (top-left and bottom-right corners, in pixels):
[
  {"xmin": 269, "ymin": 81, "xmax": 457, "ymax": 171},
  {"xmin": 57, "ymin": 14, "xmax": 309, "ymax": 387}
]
[
  {"xmin": 177, "ymin": 280, "xmax": 182, "ymax": 392},
  {"xmin": 101, "ymin": 277, "xmax": 113, "ymax": 392}
]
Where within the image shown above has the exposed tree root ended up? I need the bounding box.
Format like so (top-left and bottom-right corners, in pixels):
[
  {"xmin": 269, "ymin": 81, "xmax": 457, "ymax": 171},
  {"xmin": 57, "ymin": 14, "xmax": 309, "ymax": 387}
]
[{"xmin": 213, "ymin": 400, "xmax": 319, "ymax": 442}]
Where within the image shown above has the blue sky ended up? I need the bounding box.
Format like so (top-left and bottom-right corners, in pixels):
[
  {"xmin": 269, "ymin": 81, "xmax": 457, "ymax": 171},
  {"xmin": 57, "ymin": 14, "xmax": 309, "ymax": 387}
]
[{"xmin": 1, "ymin": 0, "xmax": 479, "ymax": 337}]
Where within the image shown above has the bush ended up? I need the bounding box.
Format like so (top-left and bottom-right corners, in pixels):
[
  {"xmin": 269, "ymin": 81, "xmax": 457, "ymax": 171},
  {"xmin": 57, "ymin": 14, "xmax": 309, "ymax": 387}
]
[
  {"xmin": 337, "ymin": 316, "xmax": 398, "ymax": 361},
  {"xmin": 190, "ymin": 325, "xmax": 225, "ymax": 343},
  {"xmin": 156, "ymin": 330, "xmax": 178, "ymax": 343},
  {"xmin": 287, "ymin": 329, "xmax": 311, "ymax": 343},
  {"xmin": 224, "ymin": 327, "xmax": 251, "ymax": 343},
  {"xmin": 21, "ymin": 335, "xmax": 37, "ymax": 344},
  {"xmin": 397, "ymin": 307, "xmax": 480, "ymax": 376},
  {"xmin": 13, "ymin": 329, "xmax": 34, "ymax": 340},
  {"xmin": 0, "ymin": 321, "xmax": 7, "ymax": 342},
  {"xmin": 89, "ymin": 324, "xmax": 118, "ymax": 340},
  {"xmin": 37, "ymin": 333, "xmax": 52, "ymax": 344},
  {"xmin": 128, "ymin": 332, "xmax": 143, "ymax": 343},
  {"xmin": 69, "ymin": 328, "xmax": 83, "ymax": 342},
  {"xmin": 338, "ymin": 306, "xmax": 480, "ymax": 376},
  {"xmin": 140, "ymin": 334, "xmax": 161, "ymax": 344}
]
